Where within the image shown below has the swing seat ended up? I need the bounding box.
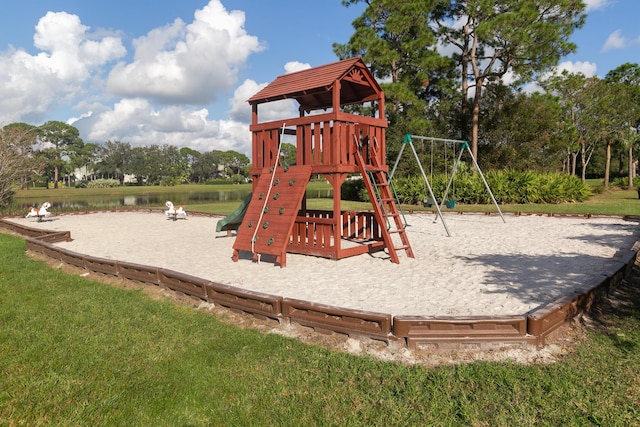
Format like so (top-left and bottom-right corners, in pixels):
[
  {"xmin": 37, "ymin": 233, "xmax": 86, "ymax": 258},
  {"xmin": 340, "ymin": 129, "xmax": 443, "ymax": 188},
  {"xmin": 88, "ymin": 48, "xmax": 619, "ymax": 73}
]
[{"xmin": 445, "ymin": 200, "xmax": 456, "ymax": 209}]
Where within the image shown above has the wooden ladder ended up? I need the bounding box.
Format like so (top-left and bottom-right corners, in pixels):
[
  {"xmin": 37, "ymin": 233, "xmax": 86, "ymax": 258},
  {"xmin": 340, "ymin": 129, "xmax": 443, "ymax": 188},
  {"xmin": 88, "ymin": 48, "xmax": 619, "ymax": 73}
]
[{"xmin": 353, "ymin": 135, "xmax": 414, "ymax": 264}]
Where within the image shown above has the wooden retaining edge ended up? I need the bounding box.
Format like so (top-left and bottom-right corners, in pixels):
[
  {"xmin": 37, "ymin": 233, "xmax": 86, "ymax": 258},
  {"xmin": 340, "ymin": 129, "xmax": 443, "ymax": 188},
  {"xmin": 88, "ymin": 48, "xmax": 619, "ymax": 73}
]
[
  {"xmin": 281, "ymin": 298, "xmax": 394, "ymax": 342},
  {"xmin": 205, "ymin": 282, "xmax": 283, "ymax": 322},
  {"xmin": 38, "ymin": 231, "xmax": 71, "ymax": 243},
  {"xmin": 159, "ymin": 269, "xmax": 208, "ymax": 300},
  {"xmin": 0, "ymin": 219, "xmax": 71, "ymax": 243},
  {"xmin": 41, "ymin": 241, "xmax": 63, "ymax": 261},
  {"xmin": 393, "ymin": 316, "xmax": 531, "ymax": 350},
  {"xmin": 527, "ymin": 272, "xmax": 616, "ymax": 345},
  {"xmin": 84, "ymin": 255, "xmax": 119, "ymax": 276},
  {"xmin": 623, "ymin": 241, "xmax": 640, "ymax": 275},
  {"xmin": 527, "ymin": 294, "xmax": 585, "ymax": 345},
  {"xmin": 0, "ymin": 218, "xmax": 53, "ymax": 237},
  {"xmin": 117, "ymin": 260, "xmax": 161, "ymax": 286},
  {"xmin": 24, "ymin": 237, "xmax": 47, "ymax": 255},
  {"xmin": 4, "ymin": 214, "xmax": 639, "ymax": 350},
  {"xmin": 58, "ymin": 247, "xmax": 87, "ymax": 269}
]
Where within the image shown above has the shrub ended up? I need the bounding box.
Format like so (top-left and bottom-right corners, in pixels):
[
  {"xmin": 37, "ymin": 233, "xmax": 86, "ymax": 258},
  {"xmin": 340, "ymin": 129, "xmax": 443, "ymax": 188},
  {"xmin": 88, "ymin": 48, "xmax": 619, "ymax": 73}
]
[
  {"xmin": 160, "ymin": 177, "xmax": 181, "ymax": 187},
  {"xmin": 87, "ymin": 179, "xmax": 120, "ymax": 188},
  {"xmin": 341, "ymin": 177, "xmax": 367, "ymax": 201},
  {"xmin": 391, "ymin": 170, "xmax": 591, "ymax": 205}
]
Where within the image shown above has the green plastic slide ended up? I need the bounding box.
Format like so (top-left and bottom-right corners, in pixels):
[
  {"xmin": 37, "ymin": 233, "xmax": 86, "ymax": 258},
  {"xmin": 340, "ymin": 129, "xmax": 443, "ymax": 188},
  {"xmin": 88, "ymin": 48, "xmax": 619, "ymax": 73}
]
[{"xmin": 215, "ymin": 192, "xmax": 252, "ymax": 233}]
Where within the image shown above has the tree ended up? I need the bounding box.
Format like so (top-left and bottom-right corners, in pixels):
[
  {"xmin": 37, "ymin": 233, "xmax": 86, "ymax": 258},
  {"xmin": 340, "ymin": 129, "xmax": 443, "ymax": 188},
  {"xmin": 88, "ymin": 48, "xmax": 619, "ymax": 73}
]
[
  {"xmin": 432, "ymin": 0, "xmax": 586, "ymax": 162},
  {"xmin": 586, "ymin": 80, "xmax": 634, "ymax": 189},
  {"xmin": 37, "ymin": 121, "xmax": 84, "ymax": 188},
  {"xmin": 66, "ymin": 142, "xmax": 99, "ymax": 185},
  {"xmin": 605, "ymin": 63, "xmax": 640, "ymax": 189},
  {"xmin": 190, "ymin": 150, "xmax": 218, "ymax": 182},
  {"xmin": 479, "ymin": 85, "xmax": 566, "ymax": 171},
  {"xmin": 0, "ymin": 123, "xmax": 40, "ymax": 207},
  {"xmin": 279, "ymin": 143, "xmax": 297, "ymax": 166},
  {"xmin": 618, "ymin": 126, "xmax": 640, "ymax": 189},
  {"xmin": 215, "ymin": 150, "xmax": 250, "ymax": 177},
  {"xmin": 96, "ymin": 141, "xmax": 132, "ymax": 183},
  {"xmin": 540, "ymin": 71, "xmax": 600, "ymax": 181},
  {"xmin": 335, "ymin": 0, "xmax": 449, "ymax": 170}
]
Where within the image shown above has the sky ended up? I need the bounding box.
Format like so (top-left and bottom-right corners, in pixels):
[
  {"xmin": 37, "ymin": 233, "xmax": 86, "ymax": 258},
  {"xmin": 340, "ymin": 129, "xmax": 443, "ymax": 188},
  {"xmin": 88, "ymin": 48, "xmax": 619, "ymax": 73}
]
[{"xmin": 0, "ymin": 0, "xmax": 638, "ymax": 158}]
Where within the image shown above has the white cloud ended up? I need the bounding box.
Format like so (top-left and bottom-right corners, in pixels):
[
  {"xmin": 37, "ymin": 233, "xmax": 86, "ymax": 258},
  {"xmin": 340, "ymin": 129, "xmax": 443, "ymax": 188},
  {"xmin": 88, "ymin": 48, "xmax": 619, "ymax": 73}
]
[
  {"xmin": 555, "ymin": 60, "xmax": 598, "ymax": 77},
  {"xmin": 583, "ymin": 0, "xmax": 613, "ymax": 12},
  {"xmin": 74, "ymin": 98, "xmax": 251, "ymax": 155},
  {"xmin": 0, "ymin": 11, "xmax": 125, "ymax": 123},
  {"xmin": 106, "ymin": 0, "xmax": 265, "ymax": 105},
  {"xmin": 601, "ymin": 29, "xmax": 626, "ymax": 52},
  {"xmin": 227, "ymin": 79, "xmax": 264, "ymax": 123},
  {"xmin": 284, "ymin": 61, "xmax": 311, "ymax": 74},
  {"xmin": 525, "ymin": 61, "xmax": 598, "ymax": 94},
  {"xmin": 227, "ymin": 59, "xmax": 313, "ymax": 127}
]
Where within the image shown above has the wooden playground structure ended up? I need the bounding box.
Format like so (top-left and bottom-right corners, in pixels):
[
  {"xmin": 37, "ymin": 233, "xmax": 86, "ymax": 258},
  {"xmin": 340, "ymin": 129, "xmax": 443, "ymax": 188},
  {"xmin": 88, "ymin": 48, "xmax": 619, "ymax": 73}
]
[{"xmin": 232, "ymin": 57, "xmax": 414, "ymax": 267}]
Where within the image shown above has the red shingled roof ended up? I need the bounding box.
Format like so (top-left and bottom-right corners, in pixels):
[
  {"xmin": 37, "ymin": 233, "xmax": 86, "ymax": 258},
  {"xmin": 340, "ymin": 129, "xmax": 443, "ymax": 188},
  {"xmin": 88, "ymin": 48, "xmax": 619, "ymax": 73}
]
[{"xmin": 247, "ymin": 57, "xmax": 382, "ymax": 111}]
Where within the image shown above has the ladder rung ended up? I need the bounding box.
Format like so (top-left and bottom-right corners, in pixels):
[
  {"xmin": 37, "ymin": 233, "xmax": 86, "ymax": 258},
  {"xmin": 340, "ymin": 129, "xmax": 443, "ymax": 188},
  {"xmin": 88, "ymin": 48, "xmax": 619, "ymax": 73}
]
[{"xmin": 388, "ymin": 228, "xmax": 405, "ymax": 234}]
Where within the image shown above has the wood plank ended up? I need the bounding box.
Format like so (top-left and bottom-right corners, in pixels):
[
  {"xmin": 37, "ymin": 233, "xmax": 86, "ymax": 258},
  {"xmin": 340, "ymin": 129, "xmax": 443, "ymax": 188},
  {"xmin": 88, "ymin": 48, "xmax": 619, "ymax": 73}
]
[{"xmin": 233, "ymin": 165, "xmax": 312, "ymax": 266}]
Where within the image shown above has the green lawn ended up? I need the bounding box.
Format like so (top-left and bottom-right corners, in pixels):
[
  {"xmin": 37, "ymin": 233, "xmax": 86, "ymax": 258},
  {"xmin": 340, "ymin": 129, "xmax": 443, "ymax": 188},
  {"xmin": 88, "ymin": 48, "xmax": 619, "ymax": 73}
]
[
  {"xmin": 1, "ymin": 231, "xmax": 639, "ymax": 425},
  {"xmin": 2, "ymin": 182, "xmax": 640, "ymax": 425}
]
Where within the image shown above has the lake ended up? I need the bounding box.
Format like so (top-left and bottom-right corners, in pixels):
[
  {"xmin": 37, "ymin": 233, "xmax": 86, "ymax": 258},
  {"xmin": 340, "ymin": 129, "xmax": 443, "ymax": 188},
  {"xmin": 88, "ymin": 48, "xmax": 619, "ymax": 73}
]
[{"xmin": 16, "ymin": 188, "xmax": 333, "ymax": 210}]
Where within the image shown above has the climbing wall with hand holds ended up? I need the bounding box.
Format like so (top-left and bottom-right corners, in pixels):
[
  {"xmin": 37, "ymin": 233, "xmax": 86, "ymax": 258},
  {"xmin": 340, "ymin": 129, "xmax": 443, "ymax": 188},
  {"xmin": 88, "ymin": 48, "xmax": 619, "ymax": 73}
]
[{"xmin": 232, "ymin": 165, "xmax": 312, "ymax": 267}]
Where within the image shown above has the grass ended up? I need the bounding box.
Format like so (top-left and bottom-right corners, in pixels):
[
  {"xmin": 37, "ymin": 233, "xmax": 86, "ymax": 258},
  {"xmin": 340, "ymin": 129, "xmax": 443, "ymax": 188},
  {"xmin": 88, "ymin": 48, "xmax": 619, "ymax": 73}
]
[
  {"xmin": 2, "ymin": 181, "xmax": 640, "ymax": 425},
  {"xmin": 1, "ymin": 231, "xmax": 640, "ymax": 425}
]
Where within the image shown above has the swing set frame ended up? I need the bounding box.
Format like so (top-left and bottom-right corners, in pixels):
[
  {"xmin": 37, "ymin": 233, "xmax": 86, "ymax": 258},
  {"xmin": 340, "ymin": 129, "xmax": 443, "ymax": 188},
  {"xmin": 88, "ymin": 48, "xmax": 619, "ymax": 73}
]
[{"xmin": 389, "ymin": 134, "xmax": 505, "ymax": 237}]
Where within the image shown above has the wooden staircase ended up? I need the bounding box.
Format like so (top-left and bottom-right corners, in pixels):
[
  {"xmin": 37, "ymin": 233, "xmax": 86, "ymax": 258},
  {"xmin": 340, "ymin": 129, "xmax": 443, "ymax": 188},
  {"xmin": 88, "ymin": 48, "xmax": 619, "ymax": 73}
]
[{"xmin": 353, "ymin": 135, "xmax": 414, "ymax": 264}]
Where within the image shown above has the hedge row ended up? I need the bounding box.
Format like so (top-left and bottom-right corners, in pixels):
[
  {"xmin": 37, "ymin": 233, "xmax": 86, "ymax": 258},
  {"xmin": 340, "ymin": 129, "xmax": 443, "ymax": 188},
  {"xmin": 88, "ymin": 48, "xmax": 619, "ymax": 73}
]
[{"xmin": 342, "ymin": 170, "xmax": 591, "ymax": 205}]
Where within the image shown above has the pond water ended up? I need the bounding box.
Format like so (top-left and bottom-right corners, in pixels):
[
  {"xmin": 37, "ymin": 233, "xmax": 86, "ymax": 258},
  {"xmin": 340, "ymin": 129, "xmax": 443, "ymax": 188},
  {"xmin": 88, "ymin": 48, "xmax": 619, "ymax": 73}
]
[{"xmin": 17, "ymin": 188, "xmax": 333, "ymax": 210}]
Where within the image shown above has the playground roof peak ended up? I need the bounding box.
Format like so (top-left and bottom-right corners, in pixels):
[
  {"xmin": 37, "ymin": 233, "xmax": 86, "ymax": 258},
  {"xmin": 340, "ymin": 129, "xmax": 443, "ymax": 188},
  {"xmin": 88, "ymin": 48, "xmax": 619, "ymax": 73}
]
[{"xmin": 247, "ymin": 56, "xmax": 382, "ymax": 111}]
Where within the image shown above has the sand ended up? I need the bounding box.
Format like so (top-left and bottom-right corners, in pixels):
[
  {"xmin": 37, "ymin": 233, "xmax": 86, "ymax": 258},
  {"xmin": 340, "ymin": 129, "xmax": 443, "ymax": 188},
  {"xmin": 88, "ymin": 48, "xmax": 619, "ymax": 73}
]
[{"xmin": 7, "ymin": 211, "xmax": 640, "ymax": 318}]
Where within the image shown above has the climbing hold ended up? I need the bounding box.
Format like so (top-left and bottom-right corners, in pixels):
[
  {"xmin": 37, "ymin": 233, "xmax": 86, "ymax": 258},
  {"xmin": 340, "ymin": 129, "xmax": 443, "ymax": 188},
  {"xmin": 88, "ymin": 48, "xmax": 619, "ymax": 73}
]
[
  {"xmin": 263, "ymin": 221, "xmax": 269, "ymax": 229},
  {"xmin": 273, "ymin": 179, "xmax": 279, "ymax": 186},
  {"xmin": 279, "ymin": 207, "xmax": 285, "ymax": 214},
  {"xmin": 273, "ymin": 192, "xmax": 279, "ymax": 200},
  {"xmin": 263, "ymin": 206, "xmax": 269, "ymax": 214},
  {"xmin": 284, "ymin": 165, "xmax": 289, "ymax": 172},
  {"xmin": 289, "ymin": 179, "xmax": 295, "ymax": 186},
  {"xmin": 258, "ymin": 192, "xmax": 264, "ymax": 200},
  {"xmin": 268, "ymin": 237, "xmax": 274, "ymax": 246},
  {"xmin": 248, "ymin": 221, "xmax": 253, "ymax": 228}
]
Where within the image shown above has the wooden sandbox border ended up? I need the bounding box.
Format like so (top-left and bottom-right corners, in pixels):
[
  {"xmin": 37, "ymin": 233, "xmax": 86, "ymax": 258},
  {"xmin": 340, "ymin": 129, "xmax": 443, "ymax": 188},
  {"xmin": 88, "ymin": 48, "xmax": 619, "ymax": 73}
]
[{"xmin": 1, "ymin": 211, "xmax": 639, "ymax": 351}]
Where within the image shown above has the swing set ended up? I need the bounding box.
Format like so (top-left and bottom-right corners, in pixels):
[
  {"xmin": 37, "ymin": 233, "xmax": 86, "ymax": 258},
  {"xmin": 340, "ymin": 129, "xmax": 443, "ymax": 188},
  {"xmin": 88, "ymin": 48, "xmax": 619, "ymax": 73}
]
[{"xmin": 389, "ymin": 134, "xmax": 505, "ymax": 237}]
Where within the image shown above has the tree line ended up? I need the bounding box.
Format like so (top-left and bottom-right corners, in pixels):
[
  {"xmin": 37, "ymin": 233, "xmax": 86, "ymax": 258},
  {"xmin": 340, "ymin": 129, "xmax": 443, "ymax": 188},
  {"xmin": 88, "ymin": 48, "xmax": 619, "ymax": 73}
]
[
  {"xmin": 0, "ymin": 121, "xmax": 252, "ymax": 205},
  {"xmin": 336, "ymin": 0, "xmax": 639, "ymax": 189}
]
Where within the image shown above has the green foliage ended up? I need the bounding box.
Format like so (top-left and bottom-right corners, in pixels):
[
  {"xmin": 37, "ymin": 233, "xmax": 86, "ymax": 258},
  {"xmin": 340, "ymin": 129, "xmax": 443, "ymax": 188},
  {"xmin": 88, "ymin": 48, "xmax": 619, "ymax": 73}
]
[
  {"xmin": 392, "ymin": 170, "xmax": 591, "ymax": 205},
  {"xmin": 0, "ymin": 123, "xmax": 39, "ymax": 207},
  {"xmin": 341, "ymin": 177, "xmax": 366, "ymax": 202},
  {"xmin": 610, "ymin": 176, "xmax": 640, "ymax": 189},
  {"xmin": 86, "ymin": 179, "xmax": 121, "ymax": 188},
  {"xmin": 160, "ymin": 176, "xmax": 182, "ymax": 187}
]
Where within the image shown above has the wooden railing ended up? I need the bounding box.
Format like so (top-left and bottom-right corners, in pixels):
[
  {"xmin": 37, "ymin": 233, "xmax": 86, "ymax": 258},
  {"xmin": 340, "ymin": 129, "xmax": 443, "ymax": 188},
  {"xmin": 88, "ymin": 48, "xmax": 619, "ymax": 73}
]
[
  {"xmin": 250, "ymin": 113, "xmax": 386, "ymax": 174},
  {"xmin": 288, "ymin": 209, "xmax": 383, "ymax": 259}
]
